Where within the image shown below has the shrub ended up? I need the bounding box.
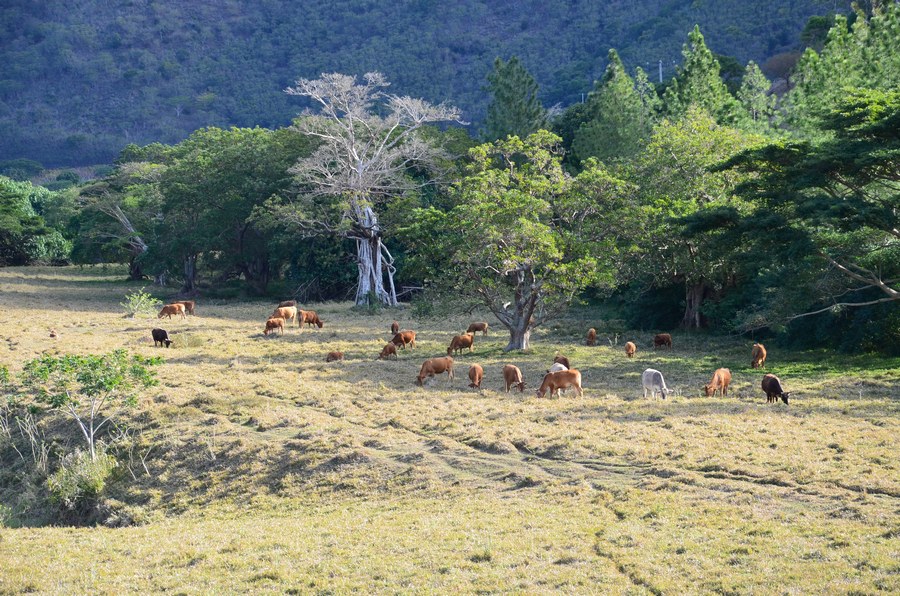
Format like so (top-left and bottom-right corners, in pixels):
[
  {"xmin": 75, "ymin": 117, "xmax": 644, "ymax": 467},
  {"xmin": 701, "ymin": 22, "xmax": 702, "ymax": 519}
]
[
  {"xmin": 120, "ymin": 287, "xmax": 162, "ymax": 318},
  {"xmin": 47, "ymin": 449, "xmax": 117, "ymax": 512}
]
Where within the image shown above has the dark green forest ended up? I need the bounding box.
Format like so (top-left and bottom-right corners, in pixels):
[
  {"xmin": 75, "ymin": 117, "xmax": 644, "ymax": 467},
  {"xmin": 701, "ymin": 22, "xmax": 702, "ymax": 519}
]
[
  {"xmin": 1, "ymin": 0, "xmax": 849, "ymax": 166},
  {"xmin": 1, "ymin": 3, "xmax": 899, "ymax": 353}
]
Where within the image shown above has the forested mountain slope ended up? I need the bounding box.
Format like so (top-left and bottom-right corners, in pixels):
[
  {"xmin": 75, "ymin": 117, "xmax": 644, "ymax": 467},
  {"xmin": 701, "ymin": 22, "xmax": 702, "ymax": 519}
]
[{"xmin": 1, "ymin": 0, "xmax": 845, "ymax": 166}]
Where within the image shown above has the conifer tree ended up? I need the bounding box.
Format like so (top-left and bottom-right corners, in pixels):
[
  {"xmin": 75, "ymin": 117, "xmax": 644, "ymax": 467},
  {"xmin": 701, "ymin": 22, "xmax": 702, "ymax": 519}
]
[
  {"xmin": 663, "ymin": 26, "xmax": 740, "ymax": 124},
  {"xmin": 483, "ymin": 56, "xmax": 547, "ymax": 141},
  {"xmin": 572, "ymin": 50, "xmax": 653, "ymax": 163},
  {"xmin": 737, "ymin": 61, "xmax": 776, "ymax": 134}
]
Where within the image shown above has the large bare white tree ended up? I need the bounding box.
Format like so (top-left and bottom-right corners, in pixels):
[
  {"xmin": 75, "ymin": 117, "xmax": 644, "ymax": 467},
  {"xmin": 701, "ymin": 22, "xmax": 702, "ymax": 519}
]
[{"xmin": 285, "ymin": 72, "xmax": 463, "ymax": 305}]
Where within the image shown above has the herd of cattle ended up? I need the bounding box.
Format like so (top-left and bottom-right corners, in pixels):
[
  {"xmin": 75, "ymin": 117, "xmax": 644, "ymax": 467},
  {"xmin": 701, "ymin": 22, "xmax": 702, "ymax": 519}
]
[{"xmin": 149, "ymin": 300, "xmax": 791, "ymax": 404}]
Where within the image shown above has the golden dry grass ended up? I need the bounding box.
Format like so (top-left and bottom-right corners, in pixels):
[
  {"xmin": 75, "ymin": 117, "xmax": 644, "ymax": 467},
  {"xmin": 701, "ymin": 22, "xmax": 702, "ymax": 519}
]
[{"xmin": 1, "ymin": 266, "xmax": 899, "ymax": 593}]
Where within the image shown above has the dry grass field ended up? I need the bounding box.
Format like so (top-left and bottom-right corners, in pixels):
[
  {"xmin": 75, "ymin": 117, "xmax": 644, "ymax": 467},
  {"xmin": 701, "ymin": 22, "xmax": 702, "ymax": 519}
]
[{"xmin": 1, "ymin": 266, "xmax": 899, "ymax": 594}]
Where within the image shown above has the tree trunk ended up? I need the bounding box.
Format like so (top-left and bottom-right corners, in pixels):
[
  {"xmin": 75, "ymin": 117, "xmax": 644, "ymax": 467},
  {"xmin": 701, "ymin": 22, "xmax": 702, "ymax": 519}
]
[
  {"xmin": 242, "ymin": 256, "xmax": 270, "ymax": 295},
  {"xmin": 128, "ymin": 255, "xmax": 144, "ymax": 281},
  {"xmin": 353, "ymin": 207, "xmax": 398, "ymax": 306},
  {"xmin": 504, "ymin": 323, "xmax": 532, "ymax": 351},
  {"xmin": 181, "ymin": 254, "xmax": 198, "ymax": 294},
  {"xmin": 681, "ymin": 280, "xmax": 708, "ymax": 329}
]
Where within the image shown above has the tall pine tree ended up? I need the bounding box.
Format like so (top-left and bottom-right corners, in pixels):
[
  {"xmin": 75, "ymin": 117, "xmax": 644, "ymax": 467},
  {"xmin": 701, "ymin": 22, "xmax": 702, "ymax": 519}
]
[
  {"xmin": 483, "ymin": 56, "xmax": 547, "ymax": 141},
  {"xmin": 572, "ymin": 49, "xmax": 655, "ymax": 163},
  {"xmin": 663, "ymin": 26, "xmax": 740, "ymax": 124},
  {"xmin": 736, "ymin": 61, "xmax": 776, "ymax": 134}
]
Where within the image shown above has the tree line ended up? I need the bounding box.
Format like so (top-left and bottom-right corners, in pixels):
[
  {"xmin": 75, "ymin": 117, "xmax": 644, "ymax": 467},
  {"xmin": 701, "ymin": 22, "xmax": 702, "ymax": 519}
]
[{"xmin": 1, "ymin": 5, "xmax": 898, "ymax": 352}]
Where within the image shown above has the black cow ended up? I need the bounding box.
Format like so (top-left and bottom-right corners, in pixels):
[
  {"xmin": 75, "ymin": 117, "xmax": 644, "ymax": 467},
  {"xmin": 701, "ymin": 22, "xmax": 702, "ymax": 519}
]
[
  {"xmin": 152, "ymin": 328, "xmax": 173, "ymax": 348},
  {"xmin": 761, "ymin": 374, "xmax": 790, "ymax": 404}
]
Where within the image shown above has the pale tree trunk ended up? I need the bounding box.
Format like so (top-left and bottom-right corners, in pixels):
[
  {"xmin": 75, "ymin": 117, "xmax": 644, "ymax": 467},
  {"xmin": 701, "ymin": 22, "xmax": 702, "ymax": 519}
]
[
  {"xmin": 354, "ymin": 206, "xmax": 398, "ymax": 306},
  {"xmin": 681, "ymin": 280, "xmax": 708, "ymax": 329},
  {"xmin": 505, "ymin": 316, "xmax": 532, "ymax": 351},
  {"xmin": 492, "ymin": 269, "xmax": 538, "ymax": 351}
]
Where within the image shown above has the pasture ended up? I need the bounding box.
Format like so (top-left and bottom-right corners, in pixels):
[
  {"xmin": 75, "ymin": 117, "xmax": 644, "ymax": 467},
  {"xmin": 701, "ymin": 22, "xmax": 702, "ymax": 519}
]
[{"xmin": 1, "ymin": 266, "xmax": 899, "ymax": 593}]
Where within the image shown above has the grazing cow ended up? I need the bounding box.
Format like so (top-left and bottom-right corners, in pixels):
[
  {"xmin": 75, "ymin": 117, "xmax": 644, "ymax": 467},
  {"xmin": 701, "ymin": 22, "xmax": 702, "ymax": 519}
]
[
  {"xmin": 273, "ymin": 306, "xmax": 298, "ymax": 326},
  {"xmin": 553, "ymin": 355, "xmax": 570, "ymax": 369},
  {"xmin": 151, "ymin": 328, "xmax": 173, "ymax": 348},
  {"xmin": 653, "ymin": 333, "xmax": 673, "ymax": 349},
  {"xmin": 325, "ymin": 351, "xmax": 344, "ymax": 362},
  {"xmin": 642, "ymin": 368, "xmax": 672, "ymax": 400},
  {"xmin": 278, "ymin": 300, "xmax": 297, "ymax": 308},
  {"xmin": 416, "ymin": 356, "xmax": 454, "ymax": 386},
  {"xmin": 466, "ymin": 322, "xmax": 489, "ymax": 336},
  {"xmin": 175, "ymin": 300, "xmax": 195, "ymax": 315},
  {"xmin": 378, "ymin": 343, "xmax": 398, "ymax": 360},
  {"xmin": 301, "ymin": 310, "xmax": 324, "ymax": 329},
  {"xmin": 503, "ymin": 364, "xmax": 526, "ymax": 393},
  {"xmin": 391, "ymin": 330, "xmax": 417, "ymax": 350},
  {"xmin": 536, "ymin": 369, "xmax": 583, "ymax": 398},
  {"xmin": 447, "ymin": 333, "xmax": 475, "ymax": 355},
  {"xmin": 468, "ymin": 364, "xmax": 484, "ymax": 389},
  {"xmin": 547, "ymin": 362, "xmax": 568, "ymax": 374},
  {"xmin": 751, "ymin": 343, "xmax": 767, "ymax": 369},
  {"xmin": 761, "ymin": 374, "xmax": 790, "ymax": 404},
  {"xmin": 625, "ymin": 341, "xmax": 636, "ymax": 358},
  {"xmin": 586, "ymin": 328, "xmax": 597, "ymax": 346},
  {"xmin": 704, "ymin": 368, "xmax": 732, "ymax": 397},
  {"xmin": 158, "ymin": 303, "xmax": 186, "ymax": 320},
  {"xmin": 391, "ymin": 321, "xmax": 400, "ymax": 335},
  {"xmin": 264, "ymin": 317, "xmax": 285, "ymax": 336}
]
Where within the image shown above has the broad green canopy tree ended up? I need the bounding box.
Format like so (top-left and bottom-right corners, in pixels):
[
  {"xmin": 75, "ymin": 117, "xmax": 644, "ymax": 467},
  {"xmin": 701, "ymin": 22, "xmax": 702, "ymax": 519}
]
[
  {"xmin": 630, "ymin": 108, "xmax": 765, "ymax": 328},
  {"xmin": 725, "ymin": 88, "xmax": 900, "ymax": 319},
  {"xmin": 407, "ymin": 131, "xmax": 634, "ymax": 351},
  {"xmin": 156, "ymin": 126, "xmax": 311, "ymax": 294},
  {"xmin": 0, "ymin": 177, "xmax": 71, "ymax": 266}
]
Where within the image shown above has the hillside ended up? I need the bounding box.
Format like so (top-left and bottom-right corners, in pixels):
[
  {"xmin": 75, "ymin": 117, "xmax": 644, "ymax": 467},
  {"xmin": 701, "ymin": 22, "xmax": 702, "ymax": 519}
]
[{"xmin": 0, "ymin": 0, "xmax": 847, "ymax": 167}]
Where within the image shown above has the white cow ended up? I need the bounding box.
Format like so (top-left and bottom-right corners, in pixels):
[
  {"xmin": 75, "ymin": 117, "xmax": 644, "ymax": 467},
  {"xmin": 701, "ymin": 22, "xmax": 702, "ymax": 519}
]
[{"xmin": 642, "ymin": 368, "xmax": 672, "ymax": 400}]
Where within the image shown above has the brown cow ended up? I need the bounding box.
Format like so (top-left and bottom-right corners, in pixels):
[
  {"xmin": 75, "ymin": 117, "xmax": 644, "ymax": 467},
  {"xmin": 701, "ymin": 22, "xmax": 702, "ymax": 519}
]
[
  {"xmin": 447, "ymin": 333, "xmax": 475, "ymax": 355},
  {"xmin": 466, "ymin": 322, "xmax": 489, "ymax": 336},
  {"xmin": 278, "ymin": 300, "xmax": 297, "ymax": 308},
  {"xmin": 624, "ymin": 341, "xmax": 636, "ymax": 358},
  {"xmin": 273, "ymin": 306, "xmax": 298, "ymax": 326},
  {"xmin": 468, "ymin": 364, "xmax": 484, "ymax": 389},
  {"xmin": 158, "ymin": 303, "xmax": 186, "ymax": 320},
  {"xmin": 325, "ymin": 351, "xmax": 344, "ymax": 362},
  {"xmin": 503, "ymin": 364, "xmax": 525, "ymax": 393},
  {"xmin": 175, "ymin": 300, "xmax": 195, "ymax": 315},
  {"xmin": 704, "ymin": 368, "xmax": 732, "ymax": 397},
  {"xmin": 761, "ymin": 373, "xmax": 790, "ymax": 404},
  {"xmin": 751, "ymin": 343, "xmax": 767, "ymax": 369},
  {"xmin": 378, "ymin": 343, "xmax": 398, "ymax": 360},
  {"xmin": 264, "ymin": 317, "xmax": 285, "ymax": 336},
  {"xmin": 536, "ymin": 369, "xmax": 583, "ymax": 398},
  {"xmin": 653, "ymin": 333, "xmax": 673, "ymax": 349},
  {"xmin": 391, "ymin": 321, "xmax": 400, "ymax": 335},
  {"xmin": 300, "ymin": 310, "xmax": 324, "ymax": 329},
  {"xmin": 416, "ymin": 356, "xmax": 454, "ymax": 386},
  {"xmin": 586, "ymin": 328, "xmax": 596, "ymax": 346},
  {"xmin": 391, "ymin": 330, "xmax": 417, "ymax": 350},
  {"xmin": 553, "ymin": 355, "xmax": 570, "ymax": 369}
]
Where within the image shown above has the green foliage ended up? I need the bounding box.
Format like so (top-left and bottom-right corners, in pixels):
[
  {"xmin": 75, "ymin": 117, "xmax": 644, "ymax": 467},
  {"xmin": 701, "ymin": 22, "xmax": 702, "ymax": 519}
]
[
  {"xmin": 46, "ymin": 449, "xmax": 117, "ymax": 513},
  {"xmin": 483, "ymin": 56, "xmax": 547, "ymax": 141},
  {"xmin": 736, "ymin": 61, "xmax": 776, "ymax": 134},
  {"xmin": 119, "ymin": 287, "xmax": 163, "ymax": 318},
  {"xmin": 21, "ymin": 350, "xmax": 161, "ymax": 461},
  {"xmin": 0, "ymin": 0, "xmax": 841, "ymax": 167},
  {"xmin": 0, "ymin": 159, "xmax": 44, "ymax": 181},
  {"xmin": 572, "ymin": 50, "xmax": 656, "ymax": 164},
  {"xmin": 0, "ymin": 176, "xmax": 71, "ymax": 265},
  {"xmin": 663, "ymin": 26, "xmax": 742, "ymax": 125},
  {"xmin": 782, "ymin": 3, "xmax": 900, "ymax": 139}
]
